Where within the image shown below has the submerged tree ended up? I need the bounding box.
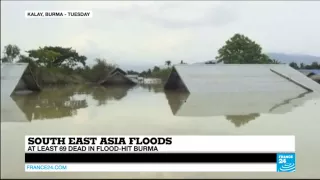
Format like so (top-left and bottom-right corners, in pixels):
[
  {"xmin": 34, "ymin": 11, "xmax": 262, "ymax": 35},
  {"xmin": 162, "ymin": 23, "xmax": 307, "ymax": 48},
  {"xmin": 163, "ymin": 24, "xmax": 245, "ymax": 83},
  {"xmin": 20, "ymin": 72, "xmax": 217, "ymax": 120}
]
[
  {"xmin": 216, "ymin": 34, "xmax": 275, "ymax": 64},
  {"xmin": 27, "ymin": 48, "xmax": 62, "ymax": 68},
  {"xmin": 1, "ymin": 44, "xmax": 20, "ymax": 62},
  {"xmin": 289, "ymin": 62, "xmax": 299, "ymax": 69},
  {"xmin": 305, "ymin": 62, "xmax": 320, "ymax": 69},
  {"xmin": 27, "ymin": 46, "xmax": 87, "ymax": 68}
]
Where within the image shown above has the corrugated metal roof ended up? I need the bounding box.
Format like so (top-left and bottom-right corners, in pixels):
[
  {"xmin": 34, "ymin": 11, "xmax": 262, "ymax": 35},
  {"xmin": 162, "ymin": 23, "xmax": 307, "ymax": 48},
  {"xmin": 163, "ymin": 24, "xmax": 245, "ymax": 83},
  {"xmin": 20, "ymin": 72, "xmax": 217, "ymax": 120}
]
[
  {"xmin": 1, "ymin": 63, "xmax": 29, "ymax": 96},
  {"xmin": 165, "ymin": 64, "xmax": 320, "ymax": 93}
]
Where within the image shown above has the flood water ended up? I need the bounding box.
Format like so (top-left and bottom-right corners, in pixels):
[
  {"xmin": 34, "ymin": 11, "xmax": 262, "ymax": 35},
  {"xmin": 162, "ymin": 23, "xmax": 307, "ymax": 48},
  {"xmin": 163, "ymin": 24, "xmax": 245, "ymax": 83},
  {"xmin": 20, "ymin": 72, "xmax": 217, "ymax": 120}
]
[{"xmin": 1, "ymin": 84, "xmax": 320, "ymax": 179}]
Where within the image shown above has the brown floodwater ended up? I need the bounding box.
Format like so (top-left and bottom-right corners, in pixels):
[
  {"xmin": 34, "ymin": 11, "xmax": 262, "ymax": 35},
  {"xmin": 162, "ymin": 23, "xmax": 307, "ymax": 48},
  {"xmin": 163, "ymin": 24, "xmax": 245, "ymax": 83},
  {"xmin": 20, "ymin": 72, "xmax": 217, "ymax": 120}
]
[{"xmin": 1, "ymin": 84, "xmax": 320, "ymax": 179}]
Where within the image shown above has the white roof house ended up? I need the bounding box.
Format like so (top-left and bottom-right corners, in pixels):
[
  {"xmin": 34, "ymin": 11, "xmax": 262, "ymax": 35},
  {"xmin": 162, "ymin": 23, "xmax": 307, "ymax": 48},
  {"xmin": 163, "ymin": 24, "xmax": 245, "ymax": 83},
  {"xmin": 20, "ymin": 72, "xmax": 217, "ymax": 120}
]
[
  {"xmin": 164, "ymin": 64, "xmax": 320, "ymax": 117},
  {"xmin": 1, "ymin": 63, "xmax": 41, "ymax": 122},
  {"xmin": 1, "ymin": 63, "xmax": 41, "ymax": 96}
]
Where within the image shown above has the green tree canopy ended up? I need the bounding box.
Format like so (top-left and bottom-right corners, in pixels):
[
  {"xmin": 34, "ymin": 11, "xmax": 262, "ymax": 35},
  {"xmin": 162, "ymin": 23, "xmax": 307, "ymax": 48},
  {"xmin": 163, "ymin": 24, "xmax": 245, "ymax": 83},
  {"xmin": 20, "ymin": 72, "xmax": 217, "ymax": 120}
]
[
  {"xmin": 216, "ymin": 34, "xmax": 276, "ymax": 64},
  {"xmin": 1, "ymin": 44, "xmax": 20, "ymax": 62},
  {"xmin": 27, "ymin": 48, "xmax": 61, "ymax": 68},
  {"xmin": 153, "ymin": 66, "xmax": 160, "ymax": 72},
  {"xmin": 27, "ymin": 46, "xmax": 87, "ymax": 68},
  {"xmin": 289, "ymin": 62, "xmax": 299, "ymax": 69},
  {"xmin": 305, "ymin": 62, "xmax": 320, "ymax": 69},
  {"xmin": 290, "ymin": 61, "xmax": 320, "ymax": 70}
]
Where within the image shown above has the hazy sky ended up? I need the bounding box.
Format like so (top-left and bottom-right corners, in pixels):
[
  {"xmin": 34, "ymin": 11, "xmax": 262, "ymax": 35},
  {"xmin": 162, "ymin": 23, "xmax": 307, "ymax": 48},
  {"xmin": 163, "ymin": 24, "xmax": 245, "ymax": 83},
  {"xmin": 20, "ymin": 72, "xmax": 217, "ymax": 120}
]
[{"xmin": 1, "ymin": 1, "xmax": 320, "ymax": 69}]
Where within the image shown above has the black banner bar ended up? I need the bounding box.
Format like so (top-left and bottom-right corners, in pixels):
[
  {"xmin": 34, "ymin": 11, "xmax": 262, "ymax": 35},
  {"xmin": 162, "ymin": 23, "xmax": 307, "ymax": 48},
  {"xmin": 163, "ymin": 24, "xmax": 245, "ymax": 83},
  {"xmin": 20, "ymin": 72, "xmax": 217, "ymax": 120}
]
[{"xmin": 25, "ymin": 153, "xmax": 276, "ymax": 163}]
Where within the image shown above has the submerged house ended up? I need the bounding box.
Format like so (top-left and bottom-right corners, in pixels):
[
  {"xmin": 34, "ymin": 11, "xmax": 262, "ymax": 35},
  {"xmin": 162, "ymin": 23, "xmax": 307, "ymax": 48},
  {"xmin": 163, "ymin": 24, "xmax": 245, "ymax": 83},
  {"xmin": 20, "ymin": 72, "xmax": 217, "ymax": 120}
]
[
  {"xmin": 1, "ymin": 63, "xmax": 41, "ymax": 96},
  {"xmin": 1, "ymin": 63, "xmax": 41, "ymax": 122},
  {"xmin": 164, "ymin": 64, "xmax": 320, "ymax": 117},
  {"xmin": 126, "ymin": 74, "xmax": 139, "ymax": 79},
  {"xmin": 99, "ymin": 67, "xmax": 137, "ymax": 86},
  {"xmin": 126, "ymin": 74, "xmax": 141, "ymax": 84},
  {"xmin": 109, "ymin": 67, "xmax": 127, "ymax": 76},
  {"xmin": 299, "ymin": 69, "xmax": 320, "ymax": 84},
  {"xmin": 310, "ymin": 74, "xmax": 320, "ymax": 83}
]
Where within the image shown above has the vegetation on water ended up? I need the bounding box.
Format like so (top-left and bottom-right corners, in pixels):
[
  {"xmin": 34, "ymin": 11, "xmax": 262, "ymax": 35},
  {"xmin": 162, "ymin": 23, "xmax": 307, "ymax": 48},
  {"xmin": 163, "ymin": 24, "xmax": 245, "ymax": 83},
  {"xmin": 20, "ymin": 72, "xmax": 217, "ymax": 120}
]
[
  {"xmin": 1, "ymin": 44, "xmax": 173, "ymax": 85},
  {"xmin": 1, "ymin": 33, "xmax": 319, "ymax": 86}
]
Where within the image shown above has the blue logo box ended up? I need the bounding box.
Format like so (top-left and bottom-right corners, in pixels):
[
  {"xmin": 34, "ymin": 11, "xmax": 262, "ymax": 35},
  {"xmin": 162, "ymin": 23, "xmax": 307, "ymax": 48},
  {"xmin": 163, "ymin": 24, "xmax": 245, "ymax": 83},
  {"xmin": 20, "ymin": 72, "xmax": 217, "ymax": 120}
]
[{"xmin": 276, "ymin": 153, "xmax": 296, "ymax": 172}]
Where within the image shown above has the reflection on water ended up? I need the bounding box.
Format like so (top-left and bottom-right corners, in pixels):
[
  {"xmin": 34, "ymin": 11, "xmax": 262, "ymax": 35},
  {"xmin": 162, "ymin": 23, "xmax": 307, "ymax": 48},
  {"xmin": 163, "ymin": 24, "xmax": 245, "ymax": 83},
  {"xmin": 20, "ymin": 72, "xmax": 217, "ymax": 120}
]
[
  {"xmin": 1, "ymin": 85, "xmax": 320, "ymax": 178},
  {"xmin": 164, "ymin": 91, "xmax": 261, "ymax": 127},
  {"xmin": 269, "ymin": 90, "xmax": 312, "ymax": 113},
  {"xmin": 3, "ymin": 85, "xmax": 319, "ymax": 129},
  {"xmin": 140, "ymin": 83, "xmax": 164, "ymax": 93},
  {"xmin": 225, "ymin": 113, "xmax": 260, "ymax": 127},
  {"xmin": 89, "ymin": 85, "xmax": 133, "ymax": 106},
  {"xmin": 164, "ymin": 90, "xmax": 189, "ymax": 115},
  {"xmin": 10, "ymin": 85, "xmax": 134, "ymax": 121},
  {"xmin": 12, "ymin": 86, "xmax": 88, "ymax": 121},
  {"xmin": 164, "ymin": 88, "xmax": 318, "ymax": 127}
]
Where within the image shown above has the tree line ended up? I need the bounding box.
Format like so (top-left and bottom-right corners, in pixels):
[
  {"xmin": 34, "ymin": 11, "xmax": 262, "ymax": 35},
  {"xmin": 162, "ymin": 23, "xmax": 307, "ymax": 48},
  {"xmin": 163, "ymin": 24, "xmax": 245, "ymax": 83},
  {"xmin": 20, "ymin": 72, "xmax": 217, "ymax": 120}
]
[
  {"xmin": 0, "ymin": 44, "xmax": 178, "ymax": 83},
  {"xmin": 289, "ymin": 62, "xmax": 320, "ymax": 70},
  {"xmin": 1, "ymin": 33, "xmax": 319, "ymax": 85}
]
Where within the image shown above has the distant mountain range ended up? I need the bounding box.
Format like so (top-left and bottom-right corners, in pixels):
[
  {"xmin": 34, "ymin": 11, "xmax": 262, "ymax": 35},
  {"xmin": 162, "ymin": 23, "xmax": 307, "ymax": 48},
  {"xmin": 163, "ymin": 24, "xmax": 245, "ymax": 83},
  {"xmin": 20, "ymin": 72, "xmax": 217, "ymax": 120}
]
[
  {"xmin": 195, "ymin": 53, "xmax": 320, "ymax": 65},
  {"xmin": 267, "ymin": 53, "xmax": 320, "ymax": 64}
]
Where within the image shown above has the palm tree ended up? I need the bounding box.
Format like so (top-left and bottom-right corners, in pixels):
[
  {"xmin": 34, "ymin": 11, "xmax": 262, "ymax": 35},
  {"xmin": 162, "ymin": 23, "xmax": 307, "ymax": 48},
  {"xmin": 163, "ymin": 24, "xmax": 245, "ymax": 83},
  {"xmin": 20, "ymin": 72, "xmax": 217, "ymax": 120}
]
[
  {"xmin": 165, "ymin": 60, "xmax": 171, "ymax": 67},
  {"xmin": 270, "ymin": 59, "xmax": 281, "ymax": 64}
]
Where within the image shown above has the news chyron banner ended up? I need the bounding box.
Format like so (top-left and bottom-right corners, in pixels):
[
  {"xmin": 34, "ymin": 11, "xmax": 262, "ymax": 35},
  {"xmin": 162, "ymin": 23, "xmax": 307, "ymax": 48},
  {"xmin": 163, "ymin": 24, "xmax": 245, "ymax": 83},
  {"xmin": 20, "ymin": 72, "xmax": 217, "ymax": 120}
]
[
  {"xmin": 25, "ymin": 11, "xmax": 92, "ymax": 18},
  {"xmin": 25, "ymin": 136, "xmax": 295, "ymax": 172}
]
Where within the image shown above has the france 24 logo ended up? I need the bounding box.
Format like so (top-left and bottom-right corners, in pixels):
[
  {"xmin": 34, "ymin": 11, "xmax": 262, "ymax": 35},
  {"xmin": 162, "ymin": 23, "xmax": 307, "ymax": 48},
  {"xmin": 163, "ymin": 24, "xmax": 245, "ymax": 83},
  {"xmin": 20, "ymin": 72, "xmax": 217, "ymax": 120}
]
[{"xmin": 276, "ymin": 153, "xmax": 296, "ymax": 172}]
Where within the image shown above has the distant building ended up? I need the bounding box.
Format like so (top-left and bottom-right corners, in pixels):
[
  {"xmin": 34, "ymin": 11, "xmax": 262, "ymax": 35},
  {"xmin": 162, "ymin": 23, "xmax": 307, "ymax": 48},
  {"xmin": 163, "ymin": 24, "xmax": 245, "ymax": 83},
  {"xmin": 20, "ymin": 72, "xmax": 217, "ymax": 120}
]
[
  {"xmin": 99, "ymin": 67, "xmax": 137, "ymax": 86},
  {"xmin": 310, "ymin": 74, "xmax": 320, "ymax": 84},
  {"xmin": 126, "ymin": 74, "xmax": 139, "ymax": 79},
  {"xmin": 299, "ymin": 69, "xmax": 320, "ymax": 83},
  {"xmin": 143, "ymin": 78, "xmax": 162, "ymax": 84},
  {"xmin": 109, "ymin": 67, "xmax": 127, "ymax": 76}
]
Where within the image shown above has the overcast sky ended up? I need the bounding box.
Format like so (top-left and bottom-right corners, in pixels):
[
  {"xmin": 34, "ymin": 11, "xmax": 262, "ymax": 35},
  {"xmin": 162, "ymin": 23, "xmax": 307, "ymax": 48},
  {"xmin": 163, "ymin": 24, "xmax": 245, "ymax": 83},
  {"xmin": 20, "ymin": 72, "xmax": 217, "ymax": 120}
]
[{"xmin": 1, "ymin": 1, "xmax": 320, "ymax": 69}]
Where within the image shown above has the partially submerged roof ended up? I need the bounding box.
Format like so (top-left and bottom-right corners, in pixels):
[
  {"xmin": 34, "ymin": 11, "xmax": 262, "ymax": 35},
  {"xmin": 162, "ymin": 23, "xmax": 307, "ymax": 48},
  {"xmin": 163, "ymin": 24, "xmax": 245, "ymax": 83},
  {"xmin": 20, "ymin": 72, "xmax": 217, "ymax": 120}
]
[
  {"xmin": 299, "ymin": 69, "xmax": 320, "ymax": 76},
  {"xmin": 1, "ymin": 63, "xmax": 41, "ymax": 96},
  {"xmin": 164, "ymin": 64, "xmax": 320, "ymax": 93},
  {"xmin": 310, "ymin": 74, "xmax": 320, "ymax": 82},
  {"xmin": 109, "ymin": 67, "xmax": 127, "ymax": 76},
  {"xmin": 164, "ymin": 64, "xmax": 320, "ymax": 117},
  {"xmin": 100, "ymin": 71, "xmax": 137, "ymax": 86},
  {"xmin": 299, "ymin": 70, "xmax": 315, "ymax": 77}
]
